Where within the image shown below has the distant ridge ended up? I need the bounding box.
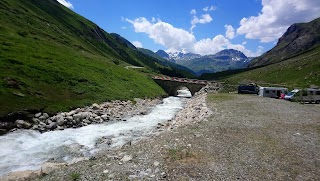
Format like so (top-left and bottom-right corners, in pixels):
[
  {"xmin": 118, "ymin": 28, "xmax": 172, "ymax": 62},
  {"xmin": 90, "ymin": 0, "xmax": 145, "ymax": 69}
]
[{"xmin": 156, "ymin": 49, "xmax": 251, "ymax": 75}]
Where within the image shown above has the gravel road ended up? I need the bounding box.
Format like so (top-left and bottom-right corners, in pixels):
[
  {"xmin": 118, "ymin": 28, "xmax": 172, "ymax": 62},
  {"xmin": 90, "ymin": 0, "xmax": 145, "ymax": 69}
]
[{"xmin": 24, "ymin": 93, "xmax": 320, "ymax": 180}]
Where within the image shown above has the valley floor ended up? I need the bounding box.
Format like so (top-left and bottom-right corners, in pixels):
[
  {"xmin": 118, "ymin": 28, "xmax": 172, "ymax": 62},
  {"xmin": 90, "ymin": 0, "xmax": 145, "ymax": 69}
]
[{"xmin": 24, "ymin": 93, "xmax": 320, "ymax": 180}]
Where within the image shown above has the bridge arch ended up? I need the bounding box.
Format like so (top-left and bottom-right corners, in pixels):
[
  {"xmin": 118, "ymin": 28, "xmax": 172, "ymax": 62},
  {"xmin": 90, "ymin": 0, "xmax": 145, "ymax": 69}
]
[
  {"xmin": 152, "ymin": 76, "xmax": 208, "ymax": 97},
  {"xmin": 175, "ymin": 86, "xmax": 192, "ymax": 97}
]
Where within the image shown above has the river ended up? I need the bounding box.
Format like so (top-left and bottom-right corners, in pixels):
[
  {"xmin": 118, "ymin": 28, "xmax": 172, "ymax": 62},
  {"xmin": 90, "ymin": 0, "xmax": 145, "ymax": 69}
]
[{"xmin": 0, "ymin": 96, "xmax": 186, "ymax": 176}]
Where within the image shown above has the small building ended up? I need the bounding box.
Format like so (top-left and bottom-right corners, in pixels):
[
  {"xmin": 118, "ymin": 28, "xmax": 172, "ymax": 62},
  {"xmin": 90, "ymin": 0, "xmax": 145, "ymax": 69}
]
[{"xmin": 259, "ymin": 87, "xmax": 288, "ymax": 98}]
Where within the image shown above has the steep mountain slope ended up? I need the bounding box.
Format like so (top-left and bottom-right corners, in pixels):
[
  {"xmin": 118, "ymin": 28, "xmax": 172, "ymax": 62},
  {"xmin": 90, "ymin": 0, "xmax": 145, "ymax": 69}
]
[
  {"xmin": 0, "ymin": 0, "xmax": 189, "ymax": 117},
  {"xmin": 110, "ymin": 33, "xmax": 137, "ymax": 50},
  {"xmin": 249, "ymin": 17, "xmax": 320, "ymax": 67}
]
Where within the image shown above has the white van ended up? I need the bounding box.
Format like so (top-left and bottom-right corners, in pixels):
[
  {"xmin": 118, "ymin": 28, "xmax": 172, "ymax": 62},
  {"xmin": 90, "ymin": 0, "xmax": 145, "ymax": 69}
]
[
  {"xmin": 285, "ymin": 88, "xmax": 320, "ymax": 103},
  {"xmin": 259, "ymin": 87, "xmax": 288, "ymax": 98}
]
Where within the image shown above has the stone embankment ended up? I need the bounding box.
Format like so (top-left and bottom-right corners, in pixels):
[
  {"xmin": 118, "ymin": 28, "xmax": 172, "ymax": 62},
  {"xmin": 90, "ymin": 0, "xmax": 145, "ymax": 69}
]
[
  {"xmin": 1, "ymin": 98, "xmax": 161, "ymax": 135},
  {"xmin": 155, "ymin": 93, "xmax": 212, "ymax": 131}
]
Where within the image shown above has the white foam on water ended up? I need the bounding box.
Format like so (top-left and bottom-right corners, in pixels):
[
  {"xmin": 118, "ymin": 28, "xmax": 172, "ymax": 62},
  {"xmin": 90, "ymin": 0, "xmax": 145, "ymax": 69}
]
[
  {"xmin": 177, "ymin": 89, "xmax": 192, "ymax": 98},
  {"xmin": 0, "ymin": 97, "xmax": 184, "ymax": 176}
]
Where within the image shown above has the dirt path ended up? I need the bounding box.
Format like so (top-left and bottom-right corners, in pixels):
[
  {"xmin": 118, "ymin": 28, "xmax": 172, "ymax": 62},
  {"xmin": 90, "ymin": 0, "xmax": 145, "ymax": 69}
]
[{"xmin": 29, "ymin": 93, "xmax": 320, "ymax": 180}]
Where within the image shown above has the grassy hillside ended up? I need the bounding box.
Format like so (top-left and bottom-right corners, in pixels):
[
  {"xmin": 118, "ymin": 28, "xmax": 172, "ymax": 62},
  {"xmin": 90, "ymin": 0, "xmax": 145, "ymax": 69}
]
[
  {"xmin": 0, "ymin": 0, "xmax": 179, "ymax": 116},
  {"xmin": 200, "ymin": 46, "xmax": 320, "ymax": 90}
]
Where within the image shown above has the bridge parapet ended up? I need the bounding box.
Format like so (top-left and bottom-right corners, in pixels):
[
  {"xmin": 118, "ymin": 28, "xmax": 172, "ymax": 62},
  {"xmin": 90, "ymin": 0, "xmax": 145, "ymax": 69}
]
[
  {"xmin": 153, "ymin": 76, "xmax": 208, "ymax": 85},
  {"xmin": 152, "ymin": 76, "xmax": 220, "ymax": 96}
]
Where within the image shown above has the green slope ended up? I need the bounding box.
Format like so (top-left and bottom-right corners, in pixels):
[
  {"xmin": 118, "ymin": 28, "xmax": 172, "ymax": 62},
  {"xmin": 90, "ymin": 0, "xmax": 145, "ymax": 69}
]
[
  {"xmin": 201, "ymin": 46, "xmax": 320, "ymax": 89},
  {"xmin": 0, "ymin": 0, "xmax": 176, "ymax": 116}
]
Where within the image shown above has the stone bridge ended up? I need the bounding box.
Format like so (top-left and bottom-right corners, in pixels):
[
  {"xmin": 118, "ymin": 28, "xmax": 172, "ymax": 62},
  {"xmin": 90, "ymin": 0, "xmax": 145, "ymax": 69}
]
[{"xmin": 153, "ymin": 76, "xmax": 220, "ymax": 96}]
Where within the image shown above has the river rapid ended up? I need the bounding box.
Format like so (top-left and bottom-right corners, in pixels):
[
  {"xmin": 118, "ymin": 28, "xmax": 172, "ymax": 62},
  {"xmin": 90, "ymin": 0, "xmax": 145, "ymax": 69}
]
[{"xmin": 0, "ymin": 96, "xmax": 185, "ymax": 176}]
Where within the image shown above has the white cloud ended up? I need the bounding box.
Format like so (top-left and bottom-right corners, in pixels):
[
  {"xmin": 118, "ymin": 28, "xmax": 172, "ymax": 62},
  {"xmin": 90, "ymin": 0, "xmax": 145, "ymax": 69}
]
[
  {"xmin": 126, "ymin": 17, "xmax": 196, "ymax": 52},
  {"xmin": 203, "ymin": 6, "xmax": 216, "ymax": 12},
  {"xmin": 242, "ymin": 41, "xmax": 247, "ymax": 45},
  {"xmin": 132, "ymin": 41, "xmax": 143, "ymax": 48},
  {"xmin": 57, "ymin": 0, "xmax": 73, "ymax": 9},
  {"xmin": 224, "ymin": 24, "xmax": 235, "ymax": 39},
  {"xmin": 227, "ymin": 44, "xmax": 264, "ymax": 57},
  {"xmin": 191, "ymin": 14, "xmax": 213, "ymax": 30},
  {"xmin": 194, "ymin": 35, "xmax": 230, "ymax": 55},
  {"xmin": 126, "ymin": 17, "xmax": 258, "ymax": 57},
  {"xmin": 237, "ymin": 0, "xmax": 320, "ymax": 42},
  {"xmin": 121, "ymin": 26, "xmax": 127, "ymax": 29},
  {"xmin": 190, "ymin": 9, "xmax": 197, "ymax": 15}
]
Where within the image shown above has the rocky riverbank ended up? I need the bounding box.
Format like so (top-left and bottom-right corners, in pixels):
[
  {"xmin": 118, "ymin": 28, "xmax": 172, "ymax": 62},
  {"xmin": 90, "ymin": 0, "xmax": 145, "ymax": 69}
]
[
  {"xmin": 0, "ymin": 98, "xmax": 162, "ymax": 135},
  {"xmin": 30, "ymin": 93, "xmax": 320, "ymax": 181},
  {"xmin": 0, "ymin": 90, "xmax": 213, "ymax": 181}
]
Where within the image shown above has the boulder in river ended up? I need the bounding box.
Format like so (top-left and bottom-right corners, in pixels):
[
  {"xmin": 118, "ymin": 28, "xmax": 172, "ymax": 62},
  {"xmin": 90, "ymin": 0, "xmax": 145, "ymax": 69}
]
[
  {"xmin": 15, "ymin": 120, "xmax": 32, "ymax": 129},
  {"xmin": 46, "ymin": 123, "xmax": 57, "ymax": 130}
]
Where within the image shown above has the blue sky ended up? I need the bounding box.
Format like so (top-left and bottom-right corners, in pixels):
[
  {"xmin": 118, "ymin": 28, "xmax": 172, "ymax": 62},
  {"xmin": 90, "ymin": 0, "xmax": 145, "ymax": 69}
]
[{"xmin": 57, "ymin": 0, "xmax": 320, "ymax": 57}]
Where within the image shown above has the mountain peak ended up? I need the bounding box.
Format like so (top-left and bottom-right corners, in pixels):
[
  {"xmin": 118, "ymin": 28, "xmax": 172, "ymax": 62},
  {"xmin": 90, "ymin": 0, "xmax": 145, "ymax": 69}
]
[
  {"xmin": 168, "ymin": 51, "xmax": 201, "ymax": 61},
  {"xmin": 155, "ymin": 50, "xmax": 169, "ymax": 59},
  {"xmin": 212, "ymin": 49, "xmax": 248, "ymax": 60}
]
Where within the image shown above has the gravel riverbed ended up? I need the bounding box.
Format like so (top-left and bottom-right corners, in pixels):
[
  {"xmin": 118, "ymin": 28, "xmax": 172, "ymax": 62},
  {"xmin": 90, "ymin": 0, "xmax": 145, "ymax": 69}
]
[{"xmin": 3, "ymin": 93, "xmax": 320, "ymax": 180}]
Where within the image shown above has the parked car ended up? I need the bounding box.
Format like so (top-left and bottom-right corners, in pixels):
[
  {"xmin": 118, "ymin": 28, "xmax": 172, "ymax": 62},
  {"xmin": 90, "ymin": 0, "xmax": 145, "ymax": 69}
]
[
  {"xmin": 285, "ymin": 88, "xmax": 320, "ymax": 103},
  {"xmin": 238, "ymin": 83, "xmax": 259, "ymax": 94}
]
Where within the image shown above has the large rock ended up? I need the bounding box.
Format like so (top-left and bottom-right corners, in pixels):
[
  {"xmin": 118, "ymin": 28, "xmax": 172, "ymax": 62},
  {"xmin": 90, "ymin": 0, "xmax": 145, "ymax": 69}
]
[
  {"xmin": 66, "ymin": 110, "xmax": 77, "ymax": 117},
  {"xmin": 92, "ymin": 103, "xmax": 100, "ymax": 110},
  {"xmin": 31, "ymin": 118, "xmax": 40, "ymax": 124},
  {"xmin": 41, "ymin": 162, "xmax": 67, "ymax": 175},
  {"xmin": 52, "ymin": 115, "xmax": 64, "ymax": 123},
  {"xmin": 42, "ymin": 113, "xmax": 49, "ymax": 119},
  {"xmin": 57, "ymin": 119, "xmax": 65, "ymax": 126},
  {"xmin": 120, "ymin": 155, "xmax": 133, "ymax": 162},
  {"xmin": 0, "ymin": 122, "xmax": 15, "ymax": 130},
  {"xmin": 46, "ymin": 123, "xmax": 57, "ymax": 130},
  {"xmin": 31, "ymin": 124, "xmax": 39, "ymax": 130},
  {"xmin": 65, "ymin": 116, "xmax": 73, "ymax": 121},
  {"xmin": 73, "ymin": 112, "xmax": 91, "ymax": 121},
  {"xmin": 39, "ymin": 113, "xmax": 49, "ymax": 121},
  {"xmin": 101, "ymin": 114, "xmax": 110, "ymax": 121},
  {"xmin": 34, "ymin": 112, "xmax": 42, "ymax": 118},
  {"xmin": 15, "ymin": 120, "xmax": 32, "ymax": 129}
]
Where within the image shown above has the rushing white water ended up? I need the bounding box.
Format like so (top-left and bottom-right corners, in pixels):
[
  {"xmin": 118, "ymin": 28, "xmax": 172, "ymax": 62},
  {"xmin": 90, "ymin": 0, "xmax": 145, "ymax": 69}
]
[
  {"xmin": 177, "ymin": 89, "xmax": 192, "ymax": 98},
  {"xmin": 0, "ymin": 97, "xmax": 184, "ymax": 176}
]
